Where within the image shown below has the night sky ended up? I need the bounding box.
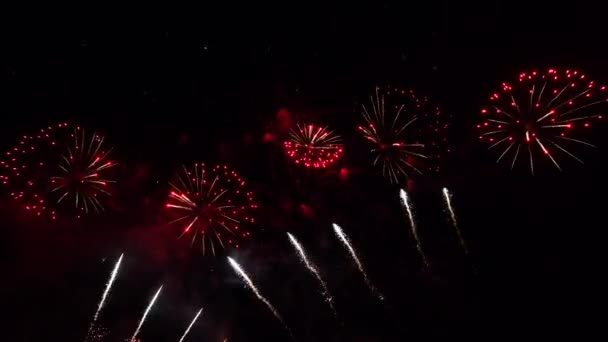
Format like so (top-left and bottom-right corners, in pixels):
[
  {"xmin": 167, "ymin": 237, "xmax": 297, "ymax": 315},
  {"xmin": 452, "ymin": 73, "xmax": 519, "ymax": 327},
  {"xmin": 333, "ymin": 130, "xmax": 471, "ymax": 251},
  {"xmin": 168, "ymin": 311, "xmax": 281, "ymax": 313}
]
[{"xmin": 2, "ymin": 9, "xmax": 607, "ymax": 341}]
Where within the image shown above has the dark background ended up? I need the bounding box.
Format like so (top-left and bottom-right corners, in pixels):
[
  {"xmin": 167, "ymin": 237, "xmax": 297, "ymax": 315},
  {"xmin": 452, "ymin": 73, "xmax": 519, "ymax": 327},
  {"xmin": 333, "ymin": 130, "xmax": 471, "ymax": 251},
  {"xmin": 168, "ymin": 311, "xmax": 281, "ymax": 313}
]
[{"xmin": 1, "ymin": 7, "xmax": 606, "ymax": 341}]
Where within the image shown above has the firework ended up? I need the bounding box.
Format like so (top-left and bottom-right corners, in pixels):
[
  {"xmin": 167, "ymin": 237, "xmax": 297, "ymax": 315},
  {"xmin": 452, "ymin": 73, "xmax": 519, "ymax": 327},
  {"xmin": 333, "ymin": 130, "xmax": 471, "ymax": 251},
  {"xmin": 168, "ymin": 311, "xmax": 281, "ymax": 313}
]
[
  {"xmin": 359, "ymin": 86, "xmax": 450, "ymax": 182},
  {"xmin": 0, "ymin": 122, "xmax": 116, "ymax": 219},
  {"xmin": 287, "ymin": 232, "xmax": 337, "ymax": 315},
  {"xmin": 441, "ymin": 188, "xmax": 468, "ymax": 254},
  {"xmin": 165, "ymin": 163, "xmax": 257, "ymax": 255},
  {"xmin": 284, "ymin": 123, "xmax": 343, "ymax": 168},
  {"xmin": 178, "ymin": 308, "xmax": 203, "ymax": 342},
  {"xmin": 478, "ymin": 68, "xmax": 606, "ymax": 173},
  {"xmin": 399, "ymin": 189, "xmax": 429, "ymax": 269},
  {"xmin": 332, "ymin": 223, "xmax": 384, "ymax": 300},
  {"xmin": 130, "ymin": 285, "xmax": 163, "ymax": 342},
  {"xmin": 85, "ymin": 253, "xmax": 123, "ymax": 342},
  {"xmin": 227, "ymin": 257, "xmax": 293, "ymax": 339}
]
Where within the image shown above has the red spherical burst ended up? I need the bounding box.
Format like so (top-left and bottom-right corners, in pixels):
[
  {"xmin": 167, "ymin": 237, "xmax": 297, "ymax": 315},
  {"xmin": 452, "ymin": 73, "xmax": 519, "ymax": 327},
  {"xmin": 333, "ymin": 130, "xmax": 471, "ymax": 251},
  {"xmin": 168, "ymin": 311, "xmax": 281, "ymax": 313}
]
[
  {"xmin": 0, "ymin": 122, "xmax": 117, "ymax": 219},
  {"xmin": 165, "ymin": 163, "xmax": 257, "ymax": 255},
  {"xmin": 478, "ymin": 68, "xmax": 606, "ymax": 174},
  {"xmin": 359, "ymin": 86, "xmax": 450, "ymax": 183},
  {"xmin": 284, "ymin": 123, "xmax": 343, "ymax": 168}
]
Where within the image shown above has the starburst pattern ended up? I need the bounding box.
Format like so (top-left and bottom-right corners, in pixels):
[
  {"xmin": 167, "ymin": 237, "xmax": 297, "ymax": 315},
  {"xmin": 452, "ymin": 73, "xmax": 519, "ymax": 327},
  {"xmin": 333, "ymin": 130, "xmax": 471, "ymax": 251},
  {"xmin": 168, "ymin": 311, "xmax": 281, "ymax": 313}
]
[
  {"xmin": 0, "ymin": 122, "xmax": 116, "ymax": 219},
  {"xmin": 359, "ymin": 86, "xmax": 449, "ymax": 183},
  {"xmin": 284, "ymin": 123, "xmax": 343, "ymax": 168},
  {"xmin": 165, "ymin": 163, "xmax": 257, "ymax": 255},
  {"xmin": 478, "ymin": 68, "xmax": 606, "ymax": 173}
]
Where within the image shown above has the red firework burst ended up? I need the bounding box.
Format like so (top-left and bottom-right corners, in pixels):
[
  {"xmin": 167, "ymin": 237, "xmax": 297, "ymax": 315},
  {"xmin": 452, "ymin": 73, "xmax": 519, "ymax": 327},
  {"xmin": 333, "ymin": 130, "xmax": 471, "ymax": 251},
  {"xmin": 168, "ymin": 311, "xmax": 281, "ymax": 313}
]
[
  {"xmin": 359, "ymin": 86, "xmax": 450, "ymax": 183},
  {"xmin": 165, "ymin": 163, "xmax": 257, "ymax": 255},
  {"xmin": 478, "ymin": 68, "xmax": 606, "ymax": 174},
  {"xmin": 284, "ymin": 123, "xmax": 343, "ymax": 168},
  {"xmin": 0, "ymin": 122, "xmax": 117, "ymax": 219}
]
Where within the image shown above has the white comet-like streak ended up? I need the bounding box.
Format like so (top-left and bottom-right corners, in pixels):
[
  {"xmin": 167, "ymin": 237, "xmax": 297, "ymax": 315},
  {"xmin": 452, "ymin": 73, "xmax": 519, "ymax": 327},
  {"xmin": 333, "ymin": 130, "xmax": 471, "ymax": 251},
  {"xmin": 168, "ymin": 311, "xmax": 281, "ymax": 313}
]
[
  {"xmin": 287, "ymin": 233, "xmax": 337, "ymax": 315},
  {"xmin": 331, "ymin": 223, "xmax": 384, "ymax": 301},
  {"xmin": 178, "ymin": 308, "xmax": 203, "ymax": 342},
  {"xmin": 84, "ymin": 253, "xmax": 123, "ymax": 342},
  {"xmin": 130, "ymin": 285, "xmax": 163, "ymax": 342},
  {"xmin": 227, "ymin": 257, "xmax": 294, "ymax": 339},
  {"xmin": 399, "ymin": 189, "xmax": 429, "ymax": 269},
  {"xmin": 442, "ymin": 188, "xmax": 469, "ymax": 255}
]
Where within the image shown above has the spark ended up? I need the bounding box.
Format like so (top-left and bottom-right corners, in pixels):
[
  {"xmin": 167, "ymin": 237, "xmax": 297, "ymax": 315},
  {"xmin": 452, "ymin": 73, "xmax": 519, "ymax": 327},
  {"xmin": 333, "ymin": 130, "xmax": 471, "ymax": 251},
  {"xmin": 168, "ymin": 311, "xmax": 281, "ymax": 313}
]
[
  {"xmin": 287, "ymin": 232, "xmax": 337, "ymax": 316},
  {"xmin": 227, "ymin": 257, "xmax": 294, "ymax": 339},
  {"xmin": 85, "ymin": 253, "xmax": 123, "ymax": 342},
  {"xmin": 399, "ymin": 189, "xmax": 429, "ymax": 269},
  {"xmin": 178, "ymin": 308, "xmax": 203, "ymax": 342},
  {"xmin": 332, "ymin": 223, "xmax": 384, "ymax": 300},
  {"xmin": 130, "ymin": 285, "xmax": 163, "ymax": 342}
]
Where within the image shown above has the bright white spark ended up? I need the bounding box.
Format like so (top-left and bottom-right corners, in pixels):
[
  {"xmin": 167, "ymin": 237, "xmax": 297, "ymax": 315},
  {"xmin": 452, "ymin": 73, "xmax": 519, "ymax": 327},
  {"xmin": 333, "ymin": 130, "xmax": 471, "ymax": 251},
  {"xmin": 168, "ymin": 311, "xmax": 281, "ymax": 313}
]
[
  {"xmin": 287, "ymin": 233, "xmax": 337, "ymax": 315},
  {"xmin": 227, "ymin": 257, "xmax": 293, "ymax": 339},
  {"xmin": 130, "ymin": 285, "xmax": 163, "ymax": 342},
  {"xmin": 332, "ymin": 223, "xmax": 384, "ymax": 300},
  {"xmin": 399, "ymin": 189, "xmax": 429, "ymax": 269},
  {"xmin": 178, "ymin": 308, "xmax": 203, "ymax": 342},
  {"xmin": 85, "ymin": 253, "xmax": 123, "ymax": 342}
]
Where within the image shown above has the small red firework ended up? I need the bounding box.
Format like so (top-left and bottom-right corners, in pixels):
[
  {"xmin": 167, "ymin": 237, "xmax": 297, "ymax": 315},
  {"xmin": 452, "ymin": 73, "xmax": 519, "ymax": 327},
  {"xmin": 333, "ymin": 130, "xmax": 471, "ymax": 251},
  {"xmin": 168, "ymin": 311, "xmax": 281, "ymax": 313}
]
[
  {"xmin": 0, "ymin": 122, "xmax": 116, "ymax": 219},
  {"xmin": 359, "ymin": 86, "xmax": 449, "ymax": 183},
  {"xmin": 165, "ymin": 163, "xmax": 257, "ymax": 255},
  {"xmin": 478, "ymin": 68, "xmax": 606, "ymax": 174},
  {"xmin": 284, "ymin": 123, "xmax": 343, "ymax": 168}
]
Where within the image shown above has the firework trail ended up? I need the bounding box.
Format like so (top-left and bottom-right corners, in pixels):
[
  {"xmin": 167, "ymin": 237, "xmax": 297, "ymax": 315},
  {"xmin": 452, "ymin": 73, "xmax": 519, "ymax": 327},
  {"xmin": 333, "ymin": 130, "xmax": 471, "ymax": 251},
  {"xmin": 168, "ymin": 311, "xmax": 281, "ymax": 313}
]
[
  {"xmin": 130, "ymin": 285, "xmax": 163, "ymax": 342},
  {"xmin": 287, "ymin": 232, "xmax": 337, "ymax": 315},
  {"xmin": 399, "ymin": 189, "xmax": 429, "ymax": 269},
  {"xmin": 441, "ymin": 188, "xmax": 468, "ymax": 254},
  {"xmin": 178, "ymin": 308, "xmax": 203, "ymax": 342},
  {"xmin": 84, "ymin": 253, "xmax": 123, "ymax": 342},
  {"xmin": 332, "ymin": 223, "xmax": 384, "ymax": 300},
  {"xmin": 227, "ymin": 257, "xmax": 294, "ymax": 339},
  {"xmin": 442, "ymin": 188, "xmax": 478, "ymax": 275}
]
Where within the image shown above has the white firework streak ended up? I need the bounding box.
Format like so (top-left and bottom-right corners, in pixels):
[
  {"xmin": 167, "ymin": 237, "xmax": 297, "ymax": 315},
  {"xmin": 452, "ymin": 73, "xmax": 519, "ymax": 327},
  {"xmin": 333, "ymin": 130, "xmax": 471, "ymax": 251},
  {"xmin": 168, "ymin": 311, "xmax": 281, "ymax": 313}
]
[
  {"xmin": 442, "ymin": 188, "xmax": 469, "ymax": 255},
  {"xmin": 399, "ymin": 189, "xmax": 429, "ymax": 269},
  {"xmin": 178, "ymin": 308, "xmax": 203, "ymax": 342},
  {"xmin": 442, "ymin": 188, "xmax": 478, "ymax": 275},
  {"xmin": 332, "ymin": 223, "xmax": 384, "ymax": 301},
  {"xmin": 287, "ymin": 233, "xmax": 337, "ymax": 316},
  {"xmin": 85, "ymin": 253, "xmax": 123, "ymax": 342},
  {"xmin": 130, "ymin": 285, "xmax": 163, "ymax": 342},
  {"xmin": 227, "ymin": 257, "xmax": 294, "ymax": 339}
]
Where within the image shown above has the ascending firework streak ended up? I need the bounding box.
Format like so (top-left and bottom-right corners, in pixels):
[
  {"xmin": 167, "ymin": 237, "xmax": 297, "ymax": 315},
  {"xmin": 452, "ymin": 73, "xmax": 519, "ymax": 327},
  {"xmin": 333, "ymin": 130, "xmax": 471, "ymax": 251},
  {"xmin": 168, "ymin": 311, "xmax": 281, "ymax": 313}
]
[
  {"xmin": 84, "ymin": 253, "xmax": 124, "ymax": 342},
  {"xmin": 442, "ymin": 188, "xmax": 468, "ymax": 255},
  {"xmin": 130, "ymin": 285, "xmax": 163, "ymax": 342},
  {"xmin": 332, "ymin": 223, "xmax": 384, "ymax": 300},
  {"xmin": 178, "ymin": 308, "xmax": 203, "ymax": 342},
  {"xmin": 227, "ymin": 257, "xmax": 294, "ymax": 339},
  {"xmin": 287, "ymin": 233, "xmax": 337, "ymax": 315},
  {"xmin": 399, "ymin": 189, "xmax": 429, "ymax": 269}
]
